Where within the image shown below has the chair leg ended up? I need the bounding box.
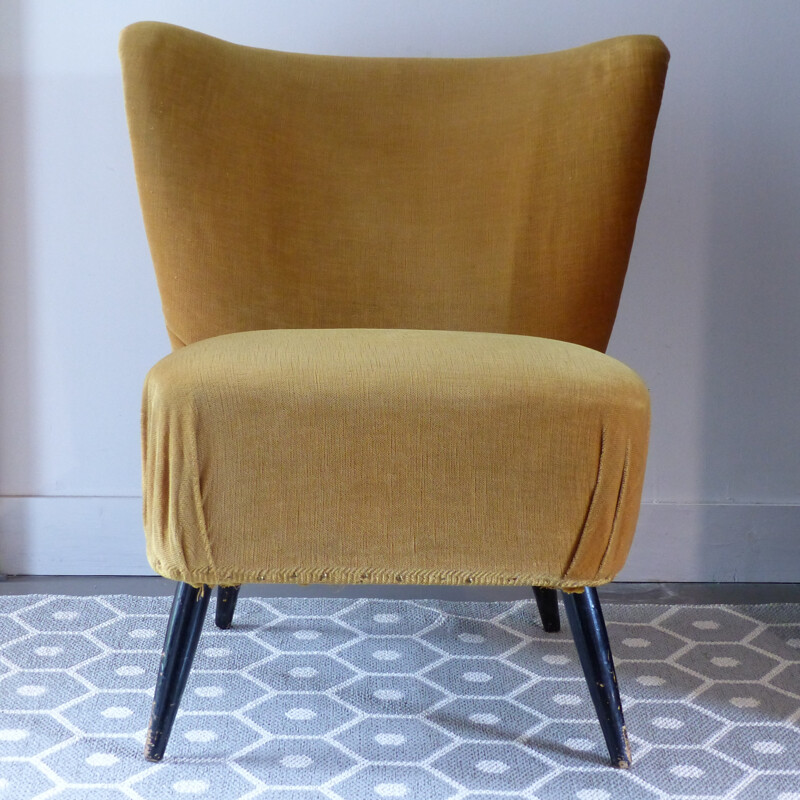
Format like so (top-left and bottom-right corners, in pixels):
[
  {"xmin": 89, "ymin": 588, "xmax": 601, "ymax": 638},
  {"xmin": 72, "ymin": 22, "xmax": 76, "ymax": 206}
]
[
  {"xmin": 561, "ymin": 586, "xmax": 631, "ymax": 768},
  {"xmin": 145, "ymin": 582, "xmax": 211, "ymax": 762},
  {"xmin": 215, "ymin": 585, "xmax": 241, "ymax": 629},
  {"xmin": 532, "ymin": 586, "xmax": 560, "ymax": 632}
]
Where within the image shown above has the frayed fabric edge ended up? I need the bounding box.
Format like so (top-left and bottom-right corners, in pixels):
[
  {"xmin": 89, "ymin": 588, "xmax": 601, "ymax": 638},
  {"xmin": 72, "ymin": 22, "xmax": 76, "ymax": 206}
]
[{"xmin": 149, "ymin": 561, "xmax": 606, "ymax": 592}]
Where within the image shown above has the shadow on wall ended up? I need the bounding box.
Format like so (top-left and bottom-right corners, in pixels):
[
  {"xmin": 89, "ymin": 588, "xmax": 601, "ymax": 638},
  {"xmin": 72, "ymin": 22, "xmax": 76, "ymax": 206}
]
[
  {"xmin": 0, "ymin": 1, "xmax": 32, "ymax": 577},
  {"xmin": 702, "ymin": 20, "xmax": 800, "ymax": 582}
]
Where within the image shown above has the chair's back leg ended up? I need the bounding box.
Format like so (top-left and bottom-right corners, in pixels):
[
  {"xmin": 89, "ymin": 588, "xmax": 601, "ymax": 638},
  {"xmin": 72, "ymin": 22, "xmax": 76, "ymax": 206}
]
[
  {"xmin": 532, "ymin": 586, "xmax": 560, "ymax": 632},
  {"xmin": 561, "ymin": 586, "xmax": 631, "ymax": 768},
  {"xmin": 215, "ymin": 585, "xmax": 241, "ymax": 629},
  {"xmin": 145, "ymin": 582, "xmax": 211, "ymax": 762}
]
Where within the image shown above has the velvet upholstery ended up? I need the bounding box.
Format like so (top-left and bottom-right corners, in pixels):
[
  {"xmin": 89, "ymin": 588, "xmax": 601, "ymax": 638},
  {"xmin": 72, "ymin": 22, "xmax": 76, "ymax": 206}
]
[
  {"xmin": 120, "ymin": 22, "xmax": 668, "ymax": 590},
  {"xmin": 142, "ymin": 329, "xmax": 649, "ymax": 589}
]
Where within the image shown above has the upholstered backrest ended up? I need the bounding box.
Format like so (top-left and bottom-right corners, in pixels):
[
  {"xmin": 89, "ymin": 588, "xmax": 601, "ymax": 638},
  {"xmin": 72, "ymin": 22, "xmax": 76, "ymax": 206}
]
[{"xmin": 120, "ymin": 22, "xmax": 668, "ymax": 351}]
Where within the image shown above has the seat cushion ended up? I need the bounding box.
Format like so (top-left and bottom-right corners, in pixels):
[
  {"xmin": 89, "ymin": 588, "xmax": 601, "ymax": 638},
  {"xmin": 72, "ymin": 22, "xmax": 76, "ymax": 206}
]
[{"xmin": 142, "ymin": 329, "xmax": 649, "ymax": 589}]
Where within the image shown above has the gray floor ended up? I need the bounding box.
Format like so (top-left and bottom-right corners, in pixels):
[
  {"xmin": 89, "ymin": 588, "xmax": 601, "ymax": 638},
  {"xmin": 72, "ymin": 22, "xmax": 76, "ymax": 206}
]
[{"xmin": 2, "ymin": 575, "xmax": 800, "ymax": 604}]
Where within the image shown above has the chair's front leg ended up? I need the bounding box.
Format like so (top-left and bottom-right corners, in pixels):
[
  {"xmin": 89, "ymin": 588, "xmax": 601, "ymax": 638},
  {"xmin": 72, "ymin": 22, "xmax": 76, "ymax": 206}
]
[
  {"xmin": 145, "ymin": 582, "xmax": 211, "ymax": 762},
  {"xmin": 215, "ymin": 585, "xmax": 241, "ymax": 629},
  {"xmin": 532, "ymin": 586, "xmax": 560, "ymax": 632},
  {"xmin": 562, "ymin": 586, "xmax": 631, "ymax": 768}
]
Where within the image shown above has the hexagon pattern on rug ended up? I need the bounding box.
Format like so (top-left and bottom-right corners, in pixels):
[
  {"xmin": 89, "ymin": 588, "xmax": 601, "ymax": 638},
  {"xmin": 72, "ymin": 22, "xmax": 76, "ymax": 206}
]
[{"xmin": 0, "ymin": 594, "xmax": 799, "ymax": 799}]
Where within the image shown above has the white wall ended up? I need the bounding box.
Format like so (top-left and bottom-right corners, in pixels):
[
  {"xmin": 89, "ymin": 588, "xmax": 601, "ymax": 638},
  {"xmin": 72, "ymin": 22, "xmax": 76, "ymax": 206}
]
[{"xmin": 1, "ymin": 1, "xmax": 799, "ymax": 580}]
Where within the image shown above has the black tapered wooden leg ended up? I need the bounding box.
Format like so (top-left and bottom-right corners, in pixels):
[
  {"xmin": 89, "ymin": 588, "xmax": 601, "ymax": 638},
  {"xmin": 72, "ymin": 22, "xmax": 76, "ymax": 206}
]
[
  {"xmin": 145, "ymin": 582, "xmax": 211, "ymax": 762},
  {"xmin": 562, "ymin": 586, "xmax": 631, "ymax": 768},
  {"xmin": 215, "ymin": 585, "xmax": 241, "ymax": 629},
  {"xmin": 532, "ymin": 586, "xmax": 560, "ymax": 632}
]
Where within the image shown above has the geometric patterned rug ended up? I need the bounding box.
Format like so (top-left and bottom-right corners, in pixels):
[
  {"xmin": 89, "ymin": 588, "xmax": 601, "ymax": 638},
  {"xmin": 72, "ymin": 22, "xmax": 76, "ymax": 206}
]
[{"xmin": 1, "ymin": 594, "xmax": 799, "ymax": 800}]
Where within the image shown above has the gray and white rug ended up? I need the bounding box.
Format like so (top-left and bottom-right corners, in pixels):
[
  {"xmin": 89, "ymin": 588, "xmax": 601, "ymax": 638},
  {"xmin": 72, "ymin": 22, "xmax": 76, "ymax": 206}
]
[{"xmin": 0, "ymin": 594, "xmax": 799, "ymax": 799}]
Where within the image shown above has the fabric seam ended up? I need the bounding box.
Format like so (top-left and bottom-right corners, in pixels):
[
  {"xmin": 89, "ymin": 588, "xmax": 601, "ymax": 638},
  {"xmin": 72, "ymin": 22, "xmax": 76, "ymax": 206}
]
[{"xmin": 562, "ymin": 423, "xmax": 607, "ymax": 581}]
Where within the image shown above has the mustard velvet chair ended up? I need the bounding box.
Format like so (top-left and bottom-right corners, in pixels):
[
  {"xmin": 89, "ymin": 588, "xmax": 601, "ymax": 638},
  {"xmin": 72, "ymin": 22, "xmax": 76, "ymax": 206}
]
[{"xmin": 119, "ymin": 22, "xmax": 668, "ymax": 766}]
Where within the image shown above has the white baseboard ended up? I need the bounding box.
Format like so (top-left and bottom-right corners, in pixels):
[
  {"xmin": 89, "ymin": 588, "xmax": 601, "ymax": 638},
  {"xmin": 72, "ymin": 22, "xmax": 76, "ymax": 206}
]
[
  {"xmin": 0, "ymin": 497, "xmax": 150, "ymax": 576},
  {"xmin": 618, "ymin": 502, "xmax": 800, "ymax": 583},
  {"xmin": 1, "ymin": 497, "xmax": 799, "ymax": 582}
]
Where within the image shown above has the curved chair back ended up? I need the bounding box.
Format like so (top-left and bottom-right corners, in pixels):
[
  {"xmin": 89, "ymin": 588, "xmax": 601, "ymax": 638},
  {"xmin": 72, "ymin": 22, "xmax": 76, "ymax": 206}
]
[{"xmin": 120, "ymin": 23, "xmax": 668, "ymax": 351}]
